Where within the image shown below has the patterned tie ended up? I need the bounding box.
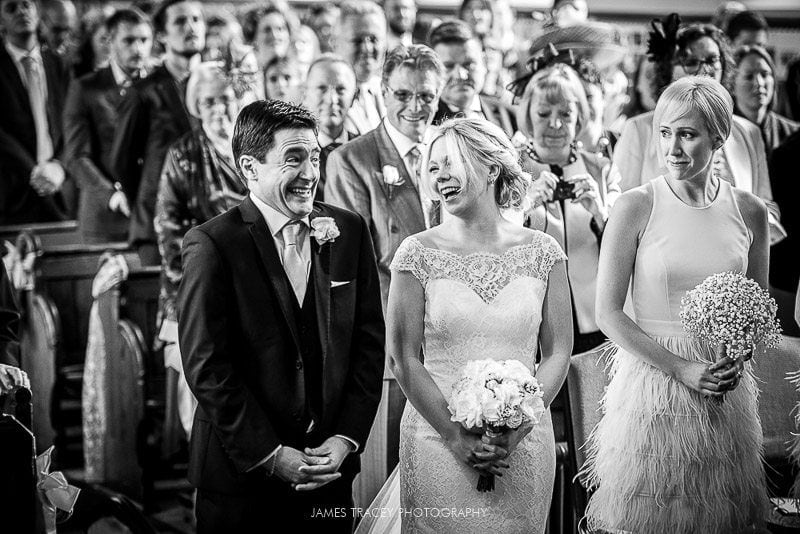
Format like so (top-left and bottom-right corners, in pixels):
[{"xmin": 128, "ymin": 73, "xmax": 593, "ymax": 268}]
[
  {"xmin": 21, "ymin": 55, "xmax": 53, "ymax": 163},
  {"xmin": 407, "ymin": 145, "xmax": 421, "ymax": 186},
  {"xmin": 281, "ymin": 222, "xmax": 307, "ymax": 304},
  {"xmin": 408, "ymin": 146, "xmax": 441, "ymax": 227}
]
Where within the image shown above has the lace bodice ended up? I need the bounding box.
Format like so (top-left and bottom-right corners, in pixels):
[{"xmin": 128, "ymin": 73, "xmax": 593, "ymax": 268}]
[{"xmin": 391, "ymin": 233, "xmax": 565, "ymax": 396}]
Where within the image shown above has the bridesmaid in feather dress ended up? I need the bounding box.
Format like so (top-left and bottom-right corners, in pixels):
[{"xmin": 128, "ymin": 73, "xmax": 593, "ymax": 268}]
[{"xmin": 581, "ymin": 76, "xmax": 770, "ymax": 533}]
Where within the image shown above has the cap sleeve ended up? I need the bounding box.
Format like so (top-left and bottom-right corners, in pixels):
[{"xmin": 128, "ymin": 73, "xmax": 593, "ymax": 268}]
[
  {"xmin": 529, "ymin": 231, "xmax": 567, "ymax": 280},
  {"xmin": 390, "ymin": 237, "xmax": 428, "ymax": 288}
]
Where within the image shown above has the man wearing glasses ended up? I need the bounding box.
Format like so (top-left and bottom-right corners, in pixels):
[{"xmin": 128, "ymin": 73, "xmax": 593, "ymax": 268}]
[
  {"xmin": 324, "ymin": 44, "xmax": 444, "ymax": 497},
  {"xmin": 335, "ymin": 0, "xmax": 387, "ymax": 135}
]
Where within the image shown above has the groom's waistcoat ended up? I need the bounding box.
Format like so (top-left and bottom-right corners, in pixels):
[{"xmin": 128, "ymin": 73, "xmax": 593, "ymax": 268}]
[{"xmin": 294, "ymin": 275, "xmax": 322, "ymax": 427}]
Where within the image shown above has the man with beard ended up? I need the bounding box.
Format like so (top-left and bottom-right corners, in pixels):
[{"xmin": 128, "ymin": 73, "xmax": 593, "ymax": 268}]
[
  {"xmin": 0, "ymin": 0, "xmax": 73, "ymax": 224},
  {"xmin": 325, "ymin": 45, "xmax": 444, "ymax": 485},
  {"xmin": 301, "ymin": 54, "xmax": 358, "ymax": 201},
  {"xmin": 39, "ymin": 0, "xmax": 77, "ymax": 59},
  {"xmin": 335, "ymin": 0, "xmax": 387, "ymax": 136},
  {"xmin": 64, "ymin": 8, "xmax": 153, "ymax": 243},
  {"xmin": 110, "ymin": 0, "xmax": 205, "ymax": 265},
  {"xmin": 385, "ymin": 0, "xmax": 416, "ymax": 51},
  {"xmin": 429, "ymin": 20, "xmax": 491, "ymax": 124}
]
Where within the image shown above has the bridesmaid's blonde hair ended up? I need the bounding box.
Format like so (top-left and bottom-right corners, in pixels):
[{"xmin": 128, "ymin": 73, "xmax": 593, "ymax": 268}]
[
  {"xmin": 423, "ymin": 117, "xmax": 530, "ymax": 209},
  {"xmin": 652, "ymin": 76, "xmax": 733, "ymax": 150}
]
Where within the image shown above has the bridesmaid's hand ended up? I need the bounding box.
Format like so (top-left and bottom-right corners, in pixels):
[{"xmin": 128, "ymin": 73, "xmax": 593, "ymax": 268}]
[
  {"xmin": 710, "ymin": 346, "xmax": 744, "ymax": 392},
  {"xmin": 675, "ymin": 360, "xmax": 727, "ymax": 398}
]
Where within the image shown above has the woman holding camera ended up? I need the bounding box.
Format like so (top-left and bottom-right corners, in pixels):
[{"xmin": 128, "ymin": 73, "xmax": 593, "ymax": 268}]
[{"xmin": 516, "ymin": 63, "xmax": 621, "ymax": 353}]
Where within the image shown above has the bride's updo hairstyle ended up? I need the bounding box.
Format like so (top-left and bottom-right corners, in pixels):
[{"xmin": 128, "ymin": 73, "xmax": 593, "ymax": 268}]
[
  {"xmin": 425, "ymin": 117, "xmax": 530, "ymax": 209},
  {"xmin": 652, "ymin": 76, "xmax": 733, "ymax": 161}
]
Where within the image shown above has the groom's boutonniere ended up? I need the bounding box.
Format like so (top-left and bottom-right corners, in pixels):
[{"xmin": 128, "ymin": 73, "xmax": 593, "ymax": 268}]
[
  {"xmin": 382, "ymin": 165, "xmax": 404, "ymax": 199},
  {"xmin": 310, "ymin": 217, "xmax": 340, "ymax": 246}
]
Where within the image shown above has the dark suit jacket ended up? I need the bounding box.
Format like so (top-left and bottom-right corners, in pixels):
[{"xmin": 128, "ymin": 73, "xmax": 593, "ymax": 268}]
[
  {"xmin": 432, "ymin": 95, "xmax": 518, "ymax": 135},
  {"xmin": 177, "ymin": 197, "xmax": 384, "ymax": 494},
  {"xmin": 324, "ymin": 121, "xmax": 426, "ymax": 312},
  {"xmin": 0, "ymin": 41, "xmax": 72, "ymax": 224},
  {"xmin": 110, "ymin": 65, "xmax": 194, "ymax": 246},
  {"xmin": 1, "ymin": 263, "xmax": 20, "ymax": 367},
  {"xmin": 63, "ymin": 66, "xmax": 130, "ymax": 242},
  {"xmin": 769, "ymin": 129, "xmax": 800, "ymax": 292}
]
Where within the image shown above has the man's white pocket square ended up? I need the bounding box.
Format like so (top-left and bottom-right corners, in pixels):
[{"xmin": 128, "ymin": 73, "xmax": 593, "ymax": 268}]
[{"xmin": 331, "ymin": 280, "xmax": 352, "ymax": 288}]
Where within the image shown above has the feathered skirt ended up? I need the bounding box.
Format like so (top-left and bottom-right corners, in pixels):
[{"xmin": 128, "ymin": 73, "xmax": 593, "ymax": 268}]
[{"xmin": 580, "ymin": 322, "xmax": 768, "ymax": 534}]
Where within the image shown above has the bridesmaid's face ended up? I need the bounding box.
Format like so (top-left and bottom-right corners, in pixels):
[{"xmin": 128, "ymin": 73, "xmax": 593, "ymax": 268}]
[{"xmin": 658, "ymin": 109, "xmax": 719, "ymax": 182}]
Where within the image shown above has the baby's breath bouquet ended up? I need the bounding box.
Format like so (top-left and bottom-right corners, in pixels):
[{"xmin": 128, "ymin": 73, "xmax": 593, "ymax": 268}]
[
  {"xmin": 680, "ymin": 271, "xmax": 781, "ymax": 360},
  {"xmin": 448, "ymin": 359, "xmax": 545, "ymax": 492}
]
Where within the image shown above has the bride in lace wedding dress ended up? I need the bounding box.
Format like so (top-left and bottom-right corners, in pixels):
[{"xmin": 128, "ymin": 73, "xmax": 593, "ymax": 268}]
[{"xmin": 357, "ymin": 118, "xmax": 573, "ymax": 534}]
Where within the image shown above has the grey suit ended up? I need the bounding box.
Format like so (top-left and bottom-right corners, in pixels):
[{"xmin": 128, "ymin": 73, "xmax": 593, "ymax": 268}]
[{"xmin": 324, "ymin": 121, "xmax": 425, "ymax": 312}]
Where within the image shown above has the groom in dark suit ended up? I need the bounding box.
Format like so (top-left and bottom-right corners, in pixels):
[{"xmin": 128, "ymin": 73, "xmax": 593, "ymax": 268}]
[{"xmin": 178, "ymin": 100, "xmax": 385, "ymax": 533}]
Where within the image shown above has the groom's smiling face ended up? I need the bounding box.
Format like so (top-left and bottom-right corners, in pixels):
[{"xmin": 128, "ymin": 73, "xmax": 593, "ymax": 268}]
[{"xmin": 248, "ymin": 128, "xmax": 322, "ymax": 219}]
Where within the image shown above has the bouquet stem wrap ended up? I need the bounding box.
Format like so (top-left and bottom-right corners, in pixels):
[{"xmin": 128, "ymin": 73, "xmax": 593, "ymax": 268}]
[{"xmin": 477, "ymin": 427, "xmax": 504, "ymax": 492}]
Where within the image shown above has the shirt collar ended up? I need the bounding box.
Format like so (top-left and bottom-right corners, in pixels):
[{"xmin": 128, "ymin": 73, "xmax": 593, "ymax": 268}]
[
  {"xmin": 318, "ymin": 128, "xmax": 349, "ymax": 148},
  {"xmin": 384, "ymin": 117, "xmax": 420, "ymax": 158},
  {"xmin": 249, "ymin": 193, "xmax": 310, "ymax": 237},
  {"xmin": 5, "ymin": 41, "xmax": 41, "ymax": 64},
  {"xmin": 110, "ymin": 60, "xmax": 131, "ymax": 86},
  {"xmin": 359, "ymin": 75, "xmax": 382, "ymax": 96}
]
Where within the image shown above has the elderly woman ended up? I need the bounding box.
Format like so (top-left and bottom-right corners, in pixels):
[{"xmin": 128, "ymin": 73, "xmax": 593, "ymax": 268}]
[
  {"xmin": 582, "ymin": 76, "xmax": 769, "ymax": 534},
  {"xmin": 154, "ymin": 62, "xmax": 247, "ymax": 437},
  {"xmin": 614, "ymin": 18, "xmax": 784, "ymax": 244},
  {"xmin": 733, "ymin": 44, "xmax": 799, "ymax": 155},
  {"xmin": 516, "ymin": 63, "xmax": 621, "ymax": 353}
]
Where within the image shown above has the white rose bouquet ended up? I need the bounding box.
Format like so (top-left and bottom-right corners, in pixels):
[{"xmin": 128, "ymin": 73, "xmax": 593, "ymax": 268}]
[
  {"xmin": 447, "ymin": 359, "xmax": 545, "ymax": 492},
  {"xmin": 680, "ymin": 271, "xmax": 781, "ymax": 361}
]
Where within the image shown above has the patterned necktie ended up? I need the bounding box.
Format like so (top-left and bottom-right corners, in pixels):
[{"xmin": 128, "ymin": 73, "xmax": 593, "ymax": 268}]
[
  {"xmin": 408, "ymin": 146, "xmax": 441, "ymax": 227},
  {"xmin": 21, "ymin": 55, "xmax": 53, "ymax": 163},
  {"xmin": 281, "ymin": 222, "xmax": 307, "ymax": 304},
  {"xmin": 407, "ymin": 146, "xmax": 421, "ymax": 186}
]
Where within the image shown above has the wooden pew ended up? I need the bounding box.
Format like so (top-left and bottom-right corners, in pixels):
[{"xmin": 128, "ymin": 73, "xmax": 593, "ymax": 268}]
[
  {"xmin": 12, "ymin": 229, "xmax": 129, "ymax": 459},
  {"xmin": 1, "ymin": 221, "xmax": 82, "ymax": 249}
]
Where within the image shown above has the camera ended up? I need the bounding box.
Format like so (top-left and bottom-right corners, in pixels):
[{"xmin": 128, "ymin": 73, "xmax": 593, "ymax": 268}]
[{"xmin": 550, "ymin": 179, "xmax": 576, "ymax": 202}]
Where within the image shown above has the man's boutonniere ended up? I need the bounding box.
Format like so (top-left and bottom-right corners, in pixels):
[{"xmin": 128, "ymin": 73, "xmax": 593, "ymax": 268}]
[
  {"xmin": 382, "ymin": 165, "xmax": 404, "ymax": 199},
  {"xmin": 310, "ymin": 217, "xmax": 340, "ymax": 246}
]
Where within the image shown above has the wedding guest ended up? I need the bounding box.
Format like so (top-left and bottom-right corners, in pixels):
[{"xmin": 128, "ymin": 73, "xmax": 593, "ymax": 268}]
[
  {"xmin": 325, "ymin": 44, "xmax": 444, "ymax": 477},
  {"xmin": 154, "ymin": 62, "xmax": 246, "ymax": 437},
  {"xmin": 64, "ymin": 8, "xmax": 153, "ymax": 244},
  {"xmin": 40, "ymin": 0, "xmax": 77, "ymax": 59},
  {"xmin": 457, "ymin": 0, "xmax": 492, "ymax": 44},
  {"xmin": 203, "ymin": 10, "xmax": 243, "ymax": 63},
  {"xmin": 726, "ymin": 10, "xmax": 769, "ymax": 48},
  {"xmin": 110, "ymin": 0, "xmax": 205, "ymax": 265},
  {"xmin": 361, "ymin": 116, "xmax": 572, "ymax": 533},
  {"xmin": 733, "ymin": 45, "xmax": 799, "ymax": 156},
  {"xmin": 306, "ymin": 3, "xmax": 338, "ymax": 54},
  {"xmin": 241, "ymin": 1, "xmax": 295, "ymax": 70},
  {"xmin": 301, "ymin": 54, "xmax": 358, "ymax": 200},
  {"xmin": 293, "ymin": 24, "xmax": 320, "ymax": 80},
  {"xmin": 583, "ymin": 75, "xmax": 768, "ymax": 534},
  {"xmin": 516, "ymin": 63, "xmax": 620, "ymax": 353},
  {"xmin": 429, "ymin": 20, "xmax": 489, "ymax": 123},
  {"xmin": 335, "ymin": 0, "xmax": 387, "ymax": 135},
  {"xmin": 1, "ymin": 0, "xmax": 74, "ymax": 224},
  {"xmin": 385, "ymin": 0, "xmax": 416, "ymax": 51},
  {"xmin": 263, "ymin": 55, "xmax": 301, "ymax": 103},
  {"xmin": 768, "ymin": 130, "xmax": 800, "ymax": 336},
  {"xmin": 72, "ymin": 6, "xmax": 113, "ymax": 77},
  {"xmin": 614, "ymin": 18, "xmax": 783, "ymax": 244}
]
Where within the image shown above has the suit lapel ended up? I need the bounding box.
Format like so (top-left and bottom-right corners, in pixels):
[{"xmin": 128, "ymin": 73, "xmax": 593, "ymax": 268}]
[
  {"xmin": 0, "ymin": 45, "xmax": 32, "ymax": 117},
  {"xmin": 374, "ymin": 123, "xmax": 426, "ymax": 233},
  {"xmin": 309, "ymin": 207, "xmax": 331, "ymax": 370},
  {"xmin": 157, "ymin": 67, "xmax": 192, "ymax": 132},
  {"xmin": 240, "ymin": 198, "xmax": 302, "ymax": 351}
]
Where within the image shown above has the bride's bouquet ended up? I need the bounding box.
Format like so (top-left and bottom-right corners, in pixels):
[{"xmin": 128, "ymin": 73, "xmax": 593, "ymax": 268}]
[
  {"xmin": 448, "ymin": 359, "xmax": 545, "ymax": 492},
  {"xmin": 680, "ymin": 271, "xmax": 781, "ymax": 361}
]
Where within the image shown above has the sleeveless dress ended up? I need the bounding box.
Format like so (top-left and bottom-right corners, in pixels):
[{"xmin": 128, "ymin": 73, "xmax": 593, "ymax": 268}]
[
  {"xmin": 581, "ymin": 176, "xmax": 769, "ymax": 533},
  {"xmin": 357, "ymin": 231, "xmax": 566, "ymax": 534}
]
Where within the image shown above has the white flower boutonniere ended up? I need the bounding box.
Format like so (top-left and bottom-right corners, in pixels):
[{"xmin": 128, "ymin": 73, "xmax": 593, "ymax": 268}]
[
  {"xmin": 310, "ymin": 217, "xmax": 340, "ymax": 246},
  {"xmin": 382, "ymin": 165, "xmax": 405, "ymax": 199}
]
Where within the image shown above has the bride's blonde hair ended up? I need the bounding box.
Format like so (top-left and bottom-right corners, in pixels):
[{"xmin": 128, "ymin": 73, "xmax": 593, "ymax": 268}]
[{"xmin": 423, "ymin": 117, "xmax": 530, "ymax": 209}]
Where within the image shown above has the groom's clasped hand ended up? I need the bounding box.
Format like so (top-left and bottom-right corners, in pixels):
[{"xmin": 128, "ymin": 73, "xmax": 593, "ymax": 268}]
[{"xmin": 275, "ymin": 437, "xmax": 353, "ymax": 491}]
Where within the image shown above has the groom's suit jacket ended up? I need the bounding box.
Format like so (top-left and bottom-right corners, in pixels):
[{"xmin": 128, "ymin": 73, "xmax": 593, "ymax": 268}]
[
  {"xmin": 324, "ymin": 121, "xmax": 426, "ymax": 313},
  {"xmin": 177, "ymin": 197, "xmax": 385, "ymax": 494}
]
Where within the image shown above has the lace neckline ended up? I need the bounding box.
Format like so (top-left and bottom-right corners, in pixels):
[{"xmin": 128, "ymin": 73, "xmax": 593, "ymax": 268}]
[{"xmin": 407, "ymin": 236, "xmax": 535, "ymax": 260}]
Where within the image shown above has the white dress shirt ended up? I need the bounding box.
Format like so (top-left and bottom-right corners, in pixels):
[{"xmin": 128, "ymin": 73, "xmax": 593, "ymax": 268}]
[{"xmin": 247, "ymin": 193, "xmax": 359, "ymax": 472}]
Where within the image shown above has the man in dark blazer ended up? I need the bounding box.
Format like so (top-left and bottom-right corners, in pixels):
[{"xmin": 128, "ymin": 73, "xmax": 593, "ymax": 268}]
[
  {"xmin": 0, "ymin": 0, "xmax": 72, "ymax": 224},
  {"xmin": 178, "ymin": 100, "xmax": 384, "ymax": 532},
  {"xmin": 63, "ymin": 8, "xmax": 152, "ymax": 243},
  {"xmin": 110, "ymin": 0, "xmax": 204, "ymax": 264}
]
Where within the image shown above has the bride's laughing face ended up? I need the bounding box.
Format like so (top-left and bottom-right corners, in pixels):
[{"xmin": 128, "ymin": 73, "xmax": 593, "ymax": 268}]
[{"xmin": 426, "ymin": 135, "xmax": 493, "ymax": 216}]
